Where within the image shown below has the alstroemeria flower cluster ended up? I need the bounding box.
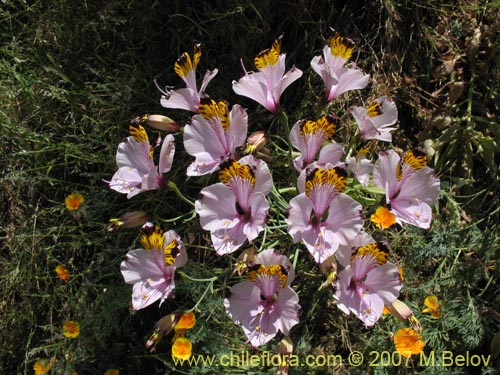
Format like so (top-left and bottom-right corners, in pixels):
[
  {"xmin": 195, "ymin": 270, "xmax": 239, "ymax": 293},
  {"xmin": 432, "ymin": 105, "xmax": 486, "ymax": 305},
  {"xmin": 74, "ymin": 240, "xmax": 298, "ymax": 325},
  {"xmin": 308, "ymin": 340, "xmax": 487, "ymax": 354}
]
[
  {"xmin": 108, "ymin": 120, "xmax": 175, "ymax": 198},
  {"xmin": 195, "ymin": 156, "xmax": 273, "ymax": 255},
  {"xmin": 224, "ymin": 249, "xmax": 300, "ymax": 347},
  {"xmin": 105, "ymin": 29, "xmax": 443, "ymax": 365},
  {"xmin": 120, "ymin": 224, "xmax": 187, "ymax": 310}
]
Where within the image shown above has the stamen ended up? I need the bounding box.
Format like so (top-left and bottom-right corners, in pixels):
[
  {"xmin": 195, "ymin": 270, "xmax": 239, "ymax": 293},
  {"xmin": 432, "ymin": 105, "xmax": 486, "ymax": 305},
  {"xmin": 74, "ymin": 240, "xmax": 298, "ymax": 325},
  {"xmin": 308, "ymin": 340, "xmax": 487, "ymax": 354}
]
[
  {"xmin": 329, "ymin": 32, "xmax": 355, "ymax": 59},
  {"xmin": 305, "ymin": 167, "xmax": 347, "ymax": 196}
]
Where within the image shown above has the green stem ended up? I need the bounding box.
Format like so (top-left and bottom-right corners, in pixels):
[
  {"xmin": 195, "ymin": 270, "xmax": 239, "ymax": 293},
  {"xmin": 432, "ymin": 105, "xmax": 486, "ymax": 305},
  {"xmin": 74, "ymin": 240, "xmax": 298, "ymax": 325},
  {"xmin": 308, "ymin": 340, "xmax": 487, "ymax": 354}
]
[
  {"xmin": 278, "ymin": 186, "xmax": 297, "ymax": 194},
  {"xmin": 276, "ymin": 111, "xmax": 295, "ymax": 175},
  {"xmin": 186, "ymin": 278, "xmax": 215, "ymax": 313},
  {"xmin": 167, "ymin": 181, "xmax": 195, "ymax": 207},
  {"xmin": 178, "ymin": 272, "xmax": 218, "ymax": 283}
]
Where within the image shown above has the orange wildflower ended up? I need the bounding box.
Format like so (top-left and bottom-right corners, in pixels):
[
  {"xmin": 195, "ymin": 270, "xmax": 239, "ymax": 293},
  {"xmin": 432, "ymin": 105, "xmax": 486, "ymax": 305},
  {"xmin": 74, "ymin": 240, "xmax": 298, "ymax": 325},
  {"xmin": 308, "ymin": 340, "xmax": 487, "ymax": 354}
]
[
  {"xmin": 394, "ymin": 328, "xmax": 424, "ymax": 358},
  {"xmin": 104, "ymin": 369, "xmax": 119, "ymax": 375},
  {"xmin": 33, "ymin": 358, "xmax": 56, "ymax": 375},
  {"xmin": 55, "ymin": 265, "xmax": 70, "ymax": 281},
  {"xmin": 370, "ymin": 206, "xmax": 396, "ymax": 229},
  {"xmin": 65, "ymin": 193, "xmax": 84, "ymax": 211},
  {"xmin": 62, "ymin": 320, "xmax": 80, "ymax": 338},
  {"xmin": 422, "ymin": 295, "xmax": 442, "ymax": 319},
  {"xmin": 175, "ymin": 312, "xmax": 196, "ymax": 330},
  {"xmin": 172, "ymin": 337, "xmax": 192, "ymax": 360}
]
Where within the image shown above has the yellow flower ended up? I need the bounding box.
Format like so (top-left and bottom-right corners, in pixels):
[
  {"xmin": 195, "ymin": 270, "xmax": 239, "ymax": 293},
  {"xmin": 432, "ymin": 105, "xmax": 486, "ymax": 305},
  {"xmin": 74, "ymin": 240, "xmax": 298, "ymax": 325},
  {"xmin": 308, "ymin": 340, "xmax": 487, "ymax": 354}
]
[
  {"xmin": 394, "ymin": 328, "xmax": 424, "ymax": 358},
  {"xmin": 175, "ymin": 312, "xmax": 196, "ymax": 330},
  {"xmin": 33, "ymin": 358, "xmax": 55, "ymax": 375},
  {"xmin": 422, "ymin": 295, "xmax": 442, "ymax": 319},
  {"xmin": 55, "ymin": 265, "xmax": 70, "ymax": 281},
  {"xmin": 172, "ymin": 337, "xmax": 192, "ymax": 360},
  {"xmin": 62, "ymin": 321, "xmax": 80, "ymax": 338},
  {"xmin": 65, "ymin": 193, "xmax": 84, "ymax": 211},
  {"xmin": 104, "ymin": 369, "xmax": 119, "ymax": 375},
  {"xmin": 370, "ymin": 206, "xmax": 396, "ymax": 229}
]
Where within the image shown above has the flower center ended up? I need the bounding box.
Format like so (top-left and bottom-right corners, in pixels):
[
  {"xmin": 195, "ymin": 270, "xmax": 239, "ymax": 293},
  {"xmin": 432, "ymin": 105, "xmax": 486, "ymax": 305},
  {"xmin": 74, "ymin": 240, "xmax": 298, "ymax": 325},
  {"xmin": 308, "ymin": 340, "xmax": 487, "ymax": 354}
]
[
  {"xmin": 329, "ymin": 32, "xmax": 355, "ymax": 59},
  {"xmin": 366, "ymin": 101, "xmax": 383, "ymax": 117},
  {"xmin": 174, "ymin": 44, "xmax": 201, "ymax": 77}
]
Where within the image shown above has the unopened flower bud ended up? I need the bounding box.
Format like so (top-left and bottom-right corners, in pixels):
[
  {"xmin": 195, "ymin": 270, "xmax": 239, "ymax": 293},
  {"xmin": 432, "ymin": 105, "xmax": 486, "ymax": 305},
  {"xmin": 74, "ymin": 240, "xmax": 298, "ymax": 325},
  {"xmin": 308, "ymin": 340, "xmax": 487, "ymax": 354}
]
[
  {"xmin": 244, "ymin": 130, "xmax": 269, "ymax": 154},
  {"xmin": 233, "ymin": 247, "xmax": 257, "ymax": 276},
  {"xmin": 146, "ymin": 313, "xmax": 181, "ymax": 352},
  {"xmin": 141, "ymin": 114, "xmax": 180, "ymax": 132},
  {"xmin": 386, "ymin": 299, "xmax": 413, "ymax": 321},
  {"xmin": 277, "ymin": 336, "xmax": 293, "ymax": 375},
  {"xmin": 319, "ymin": 255, "xmax": 337, "ymax": 289},
  {"xmin": 107, "ymin": 211, "xmax": 152, "ymax": 231}
]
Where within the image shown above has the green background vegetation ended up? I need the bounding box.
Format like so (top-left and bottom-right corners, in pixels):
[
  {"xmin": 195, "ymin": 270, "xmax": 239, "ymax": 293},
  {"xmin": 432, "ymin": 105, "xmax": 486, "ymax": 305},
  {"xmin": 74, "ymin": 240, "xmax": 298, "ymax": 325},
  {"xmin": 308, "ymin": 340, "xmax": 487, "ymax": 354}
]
[{"xmin": 1, "ymin": 0, "xmax": 499, "ymax": 374}]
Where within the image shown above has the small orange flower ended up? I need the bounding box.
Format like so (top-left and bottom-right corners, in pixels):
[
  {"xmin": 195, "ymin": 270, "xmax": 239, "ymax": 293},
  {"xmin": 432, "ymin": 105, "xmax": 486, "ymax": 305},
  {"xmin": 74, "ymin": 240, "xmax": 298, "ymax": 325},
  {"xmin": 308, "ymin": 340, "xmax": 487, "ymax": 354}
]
[
  {"xmin": 175, "ymin": 312, "xmax": 196, "ymax": 330},
  {"xmin": 394, "ymin": 328, "xmax": 424, "ymax": 358},
  {"xmin": 62, "ymin": 320, "xmax": 80, "ymax": 338},
  {"xmin": 382, "ymin": 306, "xmax": 391, "ymax": 315},
  {"xmin": 422, "ymin": 295, "xmax": 442, "ymax": 319},
  {"xmin": 65, "ymin": 193, "xmax": 84, "ymax": 211},
  {"xmin": 172, "ymin": 337, "xmax": 192, "ymax": 360},
  {"xmin": 33, "ymin": 358, "xmax": 56, "ymax": 375},
  {"xmin": 55, "ymin": 265, "xmax": 70, "ymax": 281},
  {"xmin": 370, "ymin": 206, "xmax": 396, "ymax": 229},
  {"xmin": 104, "ymin": 369, "xmax": 119, "ymax": 375}
]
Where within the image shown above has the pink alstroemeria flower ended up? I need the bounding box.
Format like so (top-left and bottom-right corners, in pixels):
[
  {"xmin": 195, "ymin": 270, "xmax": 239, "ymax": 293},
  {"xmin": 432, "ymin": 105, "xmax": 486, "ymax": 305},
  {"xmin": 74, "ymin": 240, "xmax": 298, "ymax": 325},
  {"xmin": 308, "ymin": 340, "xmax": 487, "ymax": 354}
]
[
  {"xmin": 286, "ymin": 166, "xmax": 363, "ymax": 263},
  {"xmin": 159, "ymin": 44, "xmax": 218, "ymax": 112},
  {"xmin": 349, "ymin": 96, "xmax": 398, "ymax": 142},
  {"xmin": 233, "ymin": 36, "xmax": 303, "ymax": 113},
  {"xmin": 224, "ymin": 249, "xmax": 300, "ymax": 347},
  {"xmin": 184, "ymin": 97, "xmax": 248, "ymax": 176},
  {"xmin": 108, "ymin": 121, "xmax": 175, "ymax": 198},
  {"xmin": 289, "ymin": 115, "xmax": 345, "ymax": 172},
  {"xmin": 373, "ymin": 149, "xmax": 440, "ymax": 229},
  {"xmin": 311, "ymin": 32, "xmax": 370, "ymax": 102},
  {"xmin": 120, "ymin": 224, "xmax": 187, "ymax": 310},
  {"xmin": 195, "ymin": 156, "xmax": 273, "ymax": 255},
  {"xmin": 335, "ymin": 253, "xmax": 402, "ymax": 327}
]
